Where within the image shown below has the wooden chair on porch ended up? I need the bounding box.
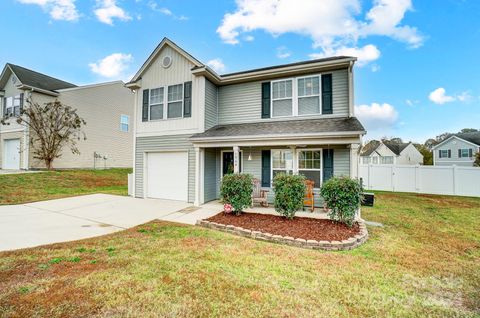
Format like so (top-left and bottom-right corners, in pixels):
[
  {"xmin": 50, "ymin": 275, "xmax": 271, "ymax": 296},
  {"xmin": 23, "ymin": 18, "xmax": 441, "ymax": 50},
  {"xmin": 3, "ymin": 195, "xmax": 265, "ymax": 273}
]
[
  {"xmin": 303, "ymin": 180, "xmax": 315, "ymax": 212},
  {"xmin": 252, "ymin": 178, "xmax": 269, "ymax": 207}
]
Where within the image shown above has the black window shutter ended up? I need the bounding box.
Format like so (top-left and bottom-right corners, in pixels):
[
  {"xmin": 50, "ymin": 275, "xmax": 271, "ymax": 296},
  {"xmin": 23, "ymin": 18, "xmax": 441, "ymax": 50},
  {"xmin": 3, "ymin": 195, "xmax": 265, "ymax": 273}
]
[
  {"xmin": 469, "ymin": 149, "xmax": 473, "ymax": 157},
  {"xmin": 458, "ymin": 149, "xmax": 462, "ymax": 158},
  {"xmin": 322, "ymin": 74, "xmax": 333, "ymax": 114},
  {"xmin": 261, "ymin": 150, "xmax": 271, "ymax": 187},
  {"xmin": 142, "ymin": 89, "xmax": 149, "ymax": 122},
  {"xmin": 261, "ymin": 82, "xmax": 271, "ymax": 118},
  {"xmin": 448, "ymin": 149, "xmax": 451, "ymax": 158},
  {"xmin": 19, "ymin": 93, "xmax": 24, "ymax": 113},
  {"xmin": 323, "ymin": 149, "xmax": 334, "ymax": 183},
  {"xmin": 183, "ymin": 81, "xmax": 192, "ymax": 117},
  {"xmin": 2, "ymin": 97, "xmax": 6, "ymax": 117}
]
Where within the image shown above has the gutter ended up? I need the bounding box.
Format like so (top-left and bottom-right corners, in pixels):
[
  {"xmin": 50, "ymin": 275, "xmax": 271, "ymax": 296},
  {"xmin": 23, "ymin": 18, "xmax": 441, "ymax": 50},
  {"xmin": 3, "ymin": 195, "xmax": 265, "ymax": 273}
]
[{"xmin": 16, "ymin": 84, "xmax": 59, "ymax": 97}]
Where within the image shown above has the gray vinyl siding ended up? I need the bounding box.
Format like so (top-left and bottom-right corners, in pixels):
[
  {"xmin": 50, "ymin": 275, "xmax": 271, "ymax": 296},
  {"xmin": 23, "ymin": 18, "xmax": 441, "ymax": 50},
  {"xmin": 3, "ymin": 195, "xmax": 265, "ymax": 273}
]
[
  {"xmin": 434, "ymin": 137, "xmax": 479, "ymax": 166},
  {"xmin": 135, "ymin": 134, "xmax": 195, "ymax": 202},
  {"xmin": 333, "ymin": 148, "xmax": 350, "ymax": 177},
  {"xmin": 217, "ymin": 68, "xmax": 349, "ymax": 125},
  {"xmin": 204, "ymin": 148, "xmax": 217, "ymax": 202},
  {"xmin": 205, "ymin": 79, "xmax": 218, "ymax": 130}
]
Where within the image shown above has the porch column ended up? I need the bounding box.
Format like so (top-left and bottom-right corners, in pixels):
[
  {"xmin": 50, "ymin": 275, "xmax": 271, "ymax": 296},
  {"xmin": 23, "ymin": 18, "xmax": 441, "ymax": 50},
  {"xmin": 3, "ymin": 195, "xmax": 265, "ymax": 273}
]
[
  {"xmin": 290, "ymin": 146, "xmax": 298, "ymax": 174},
  {"xmin": 233, "ymin": 146, "xmax": 240, "ymax": 173},
  {"xmin": 194, "ymin": 146, "xmax": 204, "ymax": 206},
  {"xmin": 350, "ymin": 143, "xmax": 360, "ymax": 179}
]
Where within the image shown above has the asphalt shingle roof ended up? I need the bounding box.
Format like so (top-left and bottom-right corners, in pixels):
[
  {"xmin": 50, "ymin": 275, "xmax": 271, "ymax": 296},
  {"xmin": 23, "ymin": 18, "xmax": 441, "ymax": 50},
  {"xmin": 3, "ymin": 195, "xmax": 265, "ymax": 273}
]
[
  {"xmin": 360, "ymin": 140, "xmax": 381, "ymax": 156},
  {"xmin": 8, "ymin": 63, "xmax": 76, "ymax": 92},
  {"xmin": 191, "ymin": 117, "xmax": 365, "ymax": 140},
  {"xmin": 383, "ymin": 141, "xmax": 410, "ymax": 155}
]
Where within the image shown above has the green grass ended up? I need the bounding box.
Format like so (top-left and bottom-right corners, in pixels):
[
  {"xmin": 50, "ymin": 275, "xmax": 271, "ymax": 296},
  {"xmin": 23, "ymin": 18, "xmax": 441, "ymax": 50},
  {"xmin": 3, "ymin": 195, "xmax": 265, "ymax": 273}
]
[
  {"xmin": 0, "ymin": 192, "xmax": 479, "ymax": 317},
  {"xmin": 0, "ymin": 168, "xmax": 131, "ymax": 205}
]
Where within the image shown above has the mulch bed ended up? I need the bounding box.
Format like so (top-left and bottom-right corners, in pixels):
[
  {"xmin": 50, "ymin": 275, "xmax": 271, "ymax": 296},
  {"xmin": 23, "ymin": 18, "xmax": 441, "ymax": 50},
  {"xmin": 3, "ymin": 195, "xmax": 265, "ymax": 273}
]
[{"xmin": 206, "ymin": 212, "xmax": 360, "ymax": 241}]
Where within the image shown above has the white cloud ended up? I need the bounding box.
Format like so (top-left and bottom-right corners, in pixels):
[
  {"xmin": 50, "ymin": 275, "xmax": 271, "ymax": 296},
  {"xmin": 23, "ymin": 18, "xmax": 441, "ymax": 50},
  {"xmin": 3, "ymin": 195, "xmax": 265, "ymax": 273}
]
[
  {"xmin": 244, "ymin": 35, "xmax": 255, "ymax": 41},
  {"xmin": 370, "ymin": 64, "xmax": 380, "ymax": 72},
  {"xmin": 276, "ymin": 46, "xmax": 291, "ymax": 59},
  {"xmin": 217, "ymin": 0, "xmax": 423, "ymax": 65},
  {"xmin": 94, "ymin": 0, "xmax": 131, "ymax": 25},
  {"xmin": 405, "ymin": 99, "xmax": 419, "ymax": 106},
  {"xmin": 309, "ymin": 44, "xmax": 380, "ymax": 66},
  {"xmin": 428, "ymin": 88, "xmax": 455, "ymax": 105},
  {"xmin": 147, "ymin": 1, "xmax": 188, "ymax": 20},
  {"xmin": 457, "ymin": 91, "xmax": 472, "ymax": 102},
  {"xmin": 355, "ymin": 102, "xmax": 399, "ymax": 130},
  {"xmin": 17, "ymin": 0, "xmax": 79, "ymax": 21},
  {"xmin": 207, "ymin": 58, "xmax": 226, "ymax": 73},
  {"xmin": 89, "ymin": 53, "xmax": 133, "ymax": 78}
]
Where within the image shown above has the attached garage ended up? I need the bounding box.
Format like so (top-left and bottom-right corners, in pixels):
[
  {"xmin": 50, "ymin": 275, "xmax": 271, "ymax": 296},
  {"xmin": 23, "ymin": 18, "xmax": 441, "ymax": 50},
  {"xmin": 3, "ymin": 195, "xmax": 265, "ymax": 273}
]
[
  {"xmin": 146, "ymin": 151, "xmax": 189, "ymax": 201},
  {"xmin": 3, "ymin": 139, "xmax": 21, "ymax": 170}
]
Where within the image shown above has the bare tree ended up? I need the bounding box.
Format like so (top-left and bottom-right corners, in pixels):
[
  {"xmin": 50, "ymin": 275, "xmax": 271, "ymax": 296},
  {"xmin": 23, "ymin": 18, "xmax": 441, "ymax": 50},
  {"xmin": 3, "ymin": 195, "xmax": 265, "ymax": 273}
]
[
  {"xmin": 1, "ymin": 98, "xmax": 86, "ymax": 170},
  {"xmin": 474, "ymin": 152, "xmax": 480, "ymax": 167}
]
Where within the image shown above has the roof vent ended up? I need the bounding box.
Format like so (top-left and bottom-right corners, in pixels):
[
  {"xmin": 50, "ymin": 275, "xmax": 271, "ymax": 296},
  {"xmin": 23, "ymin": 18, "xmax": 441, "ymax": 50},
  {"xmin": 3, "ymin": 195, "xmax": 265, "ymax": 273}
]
[{"xmin": 162, "ymin": 56, "xmax": 172, "ymax": 68}]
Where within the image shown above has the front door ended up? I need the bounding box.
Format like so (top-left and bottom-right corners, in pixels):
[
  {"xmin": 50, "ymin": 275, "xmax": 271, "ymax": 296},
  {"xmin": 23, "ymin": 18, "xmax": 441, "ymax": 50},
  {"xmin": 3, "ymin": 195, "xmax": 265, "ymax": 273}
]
[
  {"xmin": 222, "ymin": 151, "xmax": 241, "ymax": 176},
  {"xmin": 4, "ymin": 139, "xmax": 21, "ymax": 170}
]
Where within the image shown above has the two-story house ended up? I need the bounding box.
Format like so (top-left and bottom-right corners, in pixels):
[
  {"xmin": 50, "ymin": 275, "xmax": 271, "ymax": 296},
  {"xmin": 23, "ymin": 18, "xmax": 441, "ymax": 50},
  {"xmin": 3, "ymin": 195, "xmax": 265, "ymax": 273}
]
[
  {"xmin": 126, "ymin": 38, "xmax": 366, "ymax": 206},
  {"xmin": 432, "ymin": 132, "xmax": 480, "ymax": 166},
  {"xmin": 0, "ymin": 63, "xmax": 134, "ymax": 170},
  {"xmin": 359, "ymin": 140, "xmax": 423, "ymax": 165}
]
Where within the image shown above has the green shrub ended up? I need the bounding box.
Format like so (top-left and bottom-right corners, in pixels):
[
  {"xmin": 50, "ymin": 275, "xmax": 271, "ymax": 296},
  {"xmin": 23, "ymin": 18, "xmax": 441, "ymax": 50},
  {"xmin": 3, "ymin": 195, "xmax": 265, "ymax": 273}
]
[
  {"xmin": 320, "ymin": 177, "xmax": 363, "ymax": 227},
  {"xmin": 273, "ymin": 173, "xmax": 306, "ymax": 219},
  {"xmin": 220, "ymin": 173, "xmax": 254, "ymax": 215}
]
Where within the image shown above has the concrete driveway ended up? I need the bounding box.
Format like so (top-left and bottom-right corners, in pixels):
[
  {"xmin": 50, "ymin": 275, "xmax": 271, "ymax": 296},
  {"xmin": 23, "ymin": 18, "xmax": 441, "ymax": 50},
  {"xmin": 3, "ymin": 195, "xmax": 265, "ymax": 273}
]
[{"xmin": 0, "ymin": 194, "xmax": 219, "ymax": 252}]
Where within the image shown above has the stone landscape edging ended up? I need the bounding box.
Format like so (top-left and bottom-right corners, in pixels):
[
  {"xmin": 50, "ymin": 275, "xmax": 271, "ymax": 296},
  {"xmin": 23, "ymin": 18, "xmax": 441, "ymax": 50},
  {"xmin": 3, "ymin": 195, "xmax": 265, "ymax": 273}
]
[{"xmin": 196, "ymin": 218, "xmax": 368, "ymax": 251}]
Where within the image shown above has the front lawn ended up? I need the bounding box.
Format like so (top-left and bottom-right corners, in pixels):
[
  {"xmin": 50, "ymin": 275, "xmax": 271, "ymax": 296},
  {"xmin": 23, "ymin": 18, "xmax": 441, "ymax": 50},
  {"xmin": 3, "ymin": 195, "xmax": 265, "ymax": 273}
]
[
  {"xmin": 0, "ymin": 168, "xmax": 131, "ymax": 205},
  {"xmin": 0, "ymin": 192, "xmax": 479, "ymax": 317}
]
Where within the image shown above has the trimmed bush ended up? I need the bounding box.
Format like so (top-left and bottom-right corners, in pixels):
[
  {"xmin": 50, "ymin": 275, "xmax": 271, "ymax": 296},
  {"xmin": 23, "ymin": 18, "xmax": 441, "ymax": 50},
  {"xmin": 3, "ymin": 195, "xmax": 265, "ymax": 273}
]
[
  {"xmin": 220, "ymin": 173, "xmax": 254, "ymax": 215},
  {"xmin": 320, "ymin": 177, "xmax": 363, "ymax": 227},
  {"xmin": 273, "ymin": 173, "xmax": 306, "ymax": 219}
]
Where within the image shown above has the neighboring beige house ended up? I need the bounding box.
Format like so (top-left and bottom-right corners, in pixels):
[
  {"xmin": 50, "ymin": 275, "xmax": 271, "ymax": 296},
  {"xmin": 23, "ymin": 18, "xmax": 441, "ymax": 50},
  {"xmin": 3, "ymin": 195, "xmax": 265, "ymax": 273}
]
[
  {"xmin": 126, "ymin": 38, "xmax": 365, "ymax": 206},
  {"xmin": 360, "ymin": 140, "xmax": 423, "ymax": 165},
  {"xmin": 0, "ymin": 63, "xmax": 134, "ymax": 170},
  {"xmin": 432, "ymin": 132, "xmax": 480, "ymax": 166}
]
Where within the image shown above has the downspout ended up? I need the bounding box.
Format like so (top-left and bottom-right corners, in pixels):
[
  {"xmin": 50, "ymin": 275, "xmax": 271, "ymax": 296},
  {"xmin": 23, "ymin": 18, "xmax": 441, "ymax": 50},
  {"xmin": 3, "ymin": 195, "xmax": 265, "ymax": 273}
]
[
  {"xmin": 132, "ymin": 88, "xmax": 138, "ymax": 197},
  {"xmin": 23, "ymin": 88, "xmax": 33, "ymax": 170},
  {"xmin": 348, "ymin": 61, "xmax": 355, "ymax": 117}
]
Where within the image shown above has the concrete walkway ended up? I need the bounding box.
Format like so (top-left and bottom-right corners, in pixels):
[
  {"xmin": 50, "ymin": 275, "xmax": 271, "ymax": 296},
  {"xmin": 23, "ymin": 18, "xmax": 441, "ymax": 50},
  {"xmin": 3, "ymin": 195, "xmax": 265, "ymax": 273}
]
[{"xmin": 0, "ymin": 194, "xmax": 219, "ymax": 252}]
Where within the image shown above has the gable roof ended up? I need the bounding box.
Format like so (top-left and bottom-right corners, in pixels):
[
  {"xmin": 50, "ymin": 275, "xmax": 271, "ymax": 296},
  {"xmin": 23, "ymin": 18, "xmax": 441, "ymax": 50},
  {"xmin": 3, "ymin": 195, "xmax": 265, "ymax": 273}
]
[
  {"xmin": 360, "ymin": 140, "xmax": 381, "ymax": 156},
  {"xmin": 454, "ymin": 132, "xmax": 480, "ymax": 146},
  {"xmin": 191, "ymin": 117, "xmax": 365, "ymax": 141},
  {"xmin": 383, "ymin": 141, "xmax": 411, "ymax": 156},
  {"xmin": 2, "ymin": 63, "xmax": 76, "ymax": 93}
]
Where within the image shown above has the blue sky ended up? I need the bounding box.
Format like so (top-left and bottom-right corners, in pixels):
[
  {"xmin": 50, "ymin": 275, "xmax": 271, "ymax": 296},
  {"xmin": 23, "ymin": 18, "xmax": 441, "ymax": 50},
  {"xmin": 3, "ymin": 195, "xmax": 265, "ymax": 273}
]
[{"xmin": 1, "ymin": 0, "xmax": 479, "ymax": 143}]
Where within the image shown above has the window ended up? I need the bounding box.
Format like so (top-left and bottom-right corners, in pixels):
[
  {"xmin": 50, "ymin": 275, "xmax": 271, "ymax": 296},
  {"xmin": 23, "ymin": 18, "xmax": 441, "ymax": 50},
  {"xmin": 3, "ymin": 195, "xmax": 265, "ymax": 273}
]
[
  {"xmin": 149, "ymin": 87, "xmax": 164, "ymax": 120},
  {"xmin": 362, "ymin": 157, "xmax": 370, "ymax": 164},
  {"xmin": 271, "ymin": 149, "xmax": 293, "ymax": 179},
  {"xmin": 120, "ymin": 115, "xmax": 129, "ymax": 132},
  {"xmin": 381, "ymin": 156, "xmax": 394, "ymax": 164},
  {"xmin": 298, "ymin": 150, "xmax": 322, "ymax": 187},
  {"xmin": 271, "ymin": 79, "xmax": 293, "ymax": 117},
  {"xmin": 297, "ymin": 76, "xmax": 320, "ymax": 115},
  {"xmin": 167, "ymin": 84, "xmax": 183, "ymax": 119},
  {"xmin": 372, "ymin": 157, "xmax": 379, "ymax": 164},
  {"xmin": 459, "ymin": 149, "xmax": 470, "ymax": 158},
  {"xmin": 5, "ymin": 97, "xmax": 13, "ymax": 116},
  {"xmin": 13, "ymin": 95, "xmax": 21, "ymax": 116},
  {"xmin": 439, "ymin": 150, "xmax": 449, "ymax": 158}
]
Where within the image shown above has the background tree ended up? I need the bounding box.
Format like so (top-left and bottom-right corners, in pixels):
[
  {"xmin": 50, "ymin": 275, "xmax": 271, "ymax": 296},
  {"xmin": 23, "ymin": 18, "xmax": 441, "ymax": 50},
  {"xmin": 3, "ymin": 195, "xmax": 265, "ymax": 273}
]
[
  {"xmin": 459, "ymin": 128, "xmax": 478, "ymax": 133},
  {"xmin": 1, "ymin": 99, "xmax": 86, "ymax": 170},
  {"xmin": 474, "ymin": 152, "xmax": 480, "ymax": 167},
  {"xmin": 414, "ymin": 144, "xmax": 433, "ymax": 165},
  {"xmin": 381, "ymin": 137, "xmax": 404, "ymax": 144}
]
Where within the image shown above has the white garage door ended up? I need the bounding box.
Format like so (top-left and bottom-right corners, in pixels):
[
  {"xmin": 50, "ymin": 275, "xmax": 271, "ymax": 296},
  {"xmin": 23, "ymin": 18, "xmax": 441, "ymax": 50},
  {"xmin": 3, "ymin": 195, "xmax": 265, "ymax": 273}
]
[
  {"xmin": 146, "ymin": 151, "xmax": 188, "ymax": 201},
  {"xmin": 3, "ymin": 139, "xmax": 21, "ymax": 170}
]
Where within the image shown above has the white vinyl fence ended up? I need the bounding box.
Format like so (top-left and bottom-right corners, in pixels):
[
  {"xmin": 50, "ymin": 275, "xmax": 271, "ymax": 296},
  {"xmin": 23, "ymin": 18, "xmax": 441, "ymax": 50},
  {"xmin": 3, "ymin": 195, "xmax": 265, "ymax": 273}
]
[{"xmin": 359, "ymin": 164, "xmax": 480, "ymax": 197}]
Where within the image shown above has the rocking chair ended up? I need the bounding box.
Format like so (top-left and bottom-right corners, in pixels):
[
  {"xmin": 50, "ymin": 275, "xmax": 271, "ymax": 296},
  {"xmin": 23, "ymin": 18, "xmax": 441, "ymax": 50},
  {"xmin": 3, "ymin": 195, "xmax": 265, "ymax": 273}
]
[{"xmin": 252, "ymin": 178, "xmax": 269, "ymax": 207}]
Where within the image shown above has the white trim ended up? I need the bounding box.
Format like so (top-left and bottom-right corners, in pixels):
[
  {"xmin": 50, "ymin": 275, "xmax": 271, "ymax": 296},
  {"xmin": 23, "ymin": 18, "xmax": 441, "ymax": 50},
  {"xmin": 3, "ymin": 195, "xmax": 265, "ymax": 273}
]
[
  {"xmin": 193, "ymin": 137, "xmax": 362, "ymax": 148},
  {"xmin": 132, "ymin": 89, "xmax": 137, "ymax": 196},
  {"xmin": 191, "ymin": 131, "xmax": 365, "ymax": 142},
  {"xmin": 57, "ymin": 81, "xmax": 124, "ymax": 92}
]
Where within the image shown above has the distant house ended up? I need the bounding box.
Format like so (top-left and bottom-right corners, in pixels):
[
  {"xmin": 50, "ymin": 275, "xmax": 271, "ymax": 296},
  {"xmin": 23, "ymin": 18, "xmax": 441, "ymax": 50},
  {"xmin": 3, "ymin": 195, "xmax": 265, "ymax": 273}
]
[
  {"xmin": 432, "ymin": 132, "xmax": 480, "ymax": 166},
  {"xmin": 0, "ymin": 63, "xmax": 134, "ymax": 170},
  {"xmin": 359, "ymin": 140, "xmax": 423, "ymax": 165}
]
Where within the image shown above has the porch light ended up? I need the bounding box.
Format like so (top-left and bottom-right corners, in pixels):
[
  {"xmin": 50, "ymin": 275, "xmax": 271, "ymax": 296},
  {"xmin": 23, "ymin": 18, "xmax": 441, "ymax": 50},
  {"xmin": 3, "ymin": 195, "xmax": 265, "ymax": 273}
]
[{"xmin": 248, "ymin": 148, "xmax": 252, "ymax": 161}]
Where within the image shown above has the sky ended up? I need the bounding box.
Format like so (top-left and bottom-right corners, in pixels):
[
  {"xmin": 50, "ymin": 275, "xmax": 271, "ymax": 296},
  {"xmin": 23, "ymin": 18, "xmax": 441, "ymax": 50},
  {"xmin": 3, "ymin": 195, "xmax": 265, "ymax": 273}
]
[{"xmin": 1, "ymin": 0, "xmax": 479, "ymax": 143}]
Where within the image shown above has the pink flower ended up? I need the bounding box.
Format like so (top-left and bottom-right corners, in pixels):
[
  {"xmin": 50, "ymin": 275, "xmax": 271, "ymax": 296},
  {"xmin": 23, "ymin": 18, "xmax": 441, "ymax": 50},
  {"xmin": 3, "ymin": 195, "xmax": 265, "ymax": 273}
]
[{"xmin": 224, "ymin": 204, "xmax": 233, "ymax": 214}]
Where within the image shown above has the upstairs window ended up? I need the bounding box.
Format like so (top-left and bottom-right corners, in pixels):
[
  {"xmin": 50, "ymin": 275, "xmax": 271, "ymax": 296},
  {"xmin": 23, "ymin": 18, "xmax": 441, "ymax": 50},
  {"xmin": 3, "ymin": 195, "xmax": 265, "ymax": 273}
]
[
  {"xmin": 149, "ymin": 87, "xmax": 164, "ymax": 120},
  {"xmin": 439, "ymin": 149, "xmax": 450, "ymax": 158},
  {"xmin": 167, "ymin": 84, "xmax": 183, "ymax": 119},
  {"xmin": 362, "ymin": 157, "xmax": 370, "ymax": 164},
  {"xmin": 120, "ymin": 115, "xmax": 129, "ymax": 132},
  {"xmin": 459, "ymin": 149, "xmax": 471, "ymax": 158},
  {"xmin": 297, "ymin": 76, "xmax": 320, "ymax": 115},
  {"xmin": 381, "ymin": 156, "xmax": 394, "ymax": 164},
  {"xmin": 13, "ymin": 95, "xmax": 21, "ymax": 116},
  {"xmin": 5, "ymin": 97, "xmax": 13, "ymax": 116},
  {"xmin": 271, "ymin": 80, "xmax": 293, "ymax": 117}
]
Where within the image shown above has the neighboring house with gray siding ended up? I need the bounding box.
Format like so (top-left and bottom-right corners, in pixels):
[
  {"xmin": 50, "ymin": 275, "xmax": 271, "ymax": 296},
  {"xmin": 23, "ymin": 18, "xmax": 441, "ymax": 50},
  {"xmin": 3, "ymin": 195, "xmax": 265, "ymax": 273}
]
[
  {"xmin": 432, "ymin": 133, "xmax": 480, "ymax": 166},
  {"xmin": 359, "ymin": 140, "xmax": 423, "ymax": 165},
  {"xmin": 126, "ymin": 37, "xmax": 366, "ymax": 206},
  {"xmin": 0, "ymin": 63, "xmax": 133, "ymax": 170}
]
